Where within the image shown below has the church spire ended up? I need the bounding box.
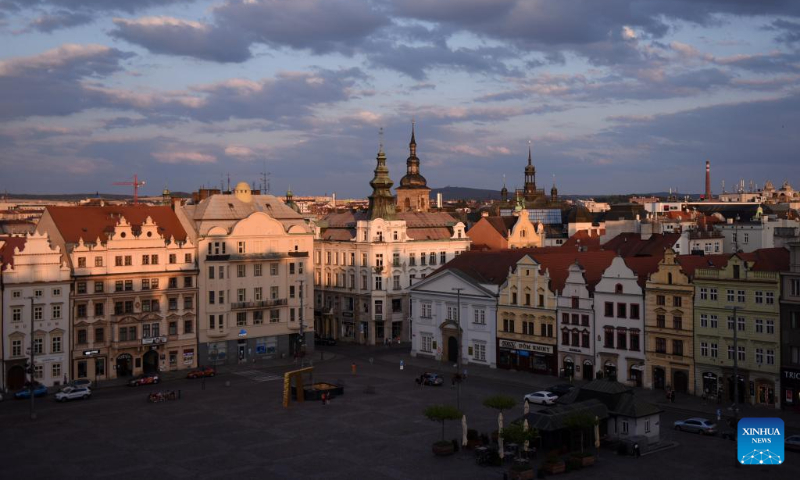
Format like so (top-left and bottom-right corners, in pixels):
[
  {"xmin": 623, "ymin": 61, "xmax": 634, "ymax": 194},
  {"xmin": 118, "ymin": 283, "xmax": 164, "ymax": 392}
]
[
  {"xmin": 367, "ymin": 127, "xmax": 396, "ymax": 220},
  {"xmin": 410, "ymin": 118, "xmax": 416, "ymax": 157},
  {"xmin": 528, "ymin": 140, "xmax": 532, "ymax": 166}
]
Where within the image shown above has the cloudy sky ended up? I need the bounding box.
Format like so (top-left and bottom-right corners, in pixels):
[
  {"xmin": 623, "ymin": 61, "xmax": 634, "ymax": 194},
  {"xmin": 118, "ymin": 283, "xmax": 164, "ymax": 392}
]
[{"xmin": 1, "ymin": 0, "xmax": 798, "ymax": 198}]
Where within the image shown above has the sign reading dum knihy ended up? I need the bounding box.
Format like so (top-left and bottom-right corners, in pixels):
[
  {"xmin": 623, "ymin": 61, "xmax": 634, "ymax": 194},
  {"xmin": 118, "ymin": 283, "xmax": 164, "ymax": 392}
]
[{"xmin": 738, "ymin": 418, "xmax": 784, "ymax": 465}]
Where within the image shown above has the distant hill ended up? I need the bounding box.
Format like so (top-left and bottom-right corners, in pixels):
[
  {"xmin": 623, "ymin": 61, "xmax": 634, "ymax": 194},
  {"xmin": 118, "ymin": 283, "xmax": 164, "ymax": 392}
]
[
  {"xmin": 431, "ymin": 186, "xmax": 700, "ymax": 202},
  {"xmin": 3, "ymin": 192, "xmax": 191, "ymax": 202}
]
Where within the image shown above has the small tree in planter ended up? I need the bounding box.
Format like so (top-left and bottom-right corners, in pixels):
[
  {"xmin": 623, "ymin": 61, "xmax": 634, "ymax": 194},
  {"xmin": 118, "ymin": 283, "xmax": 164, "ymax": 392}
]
[
  {"xmin": 562, "ymin": 412, "xmax": 597, "ymax": 454},
  {"xmin": 543, "ymin": 453, "xmax": 565, "ymax": 475},
  {"xmin": 501, "ymin": 423, "xmax": 540, "ymax": 480},
  {"xmin": 483, "ymin": 395, "xmax": 517, "ymax": 441},
  {"xmin": 423, "ymin": 404, "xmax": 463, "ymax": 456}
]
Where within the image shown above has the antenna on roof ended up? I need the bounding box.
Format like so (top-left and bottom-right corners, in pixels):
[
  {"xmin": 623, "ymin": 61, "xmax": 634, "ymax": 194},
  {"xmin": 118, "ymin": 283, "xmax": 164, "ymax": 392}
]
[{"xmin": 261, "ymin": 162, "xmax": 271, "ymax": 195}]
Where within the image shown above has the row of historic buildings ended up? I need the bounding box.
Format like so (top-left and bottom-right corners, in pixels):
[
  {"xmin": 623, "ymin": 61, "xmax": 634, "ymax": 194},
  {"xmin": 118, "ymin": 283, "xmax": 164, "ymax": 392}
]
[{"xmin": 409, "ymin": 243, "xmax": 797, "ymax": 409}]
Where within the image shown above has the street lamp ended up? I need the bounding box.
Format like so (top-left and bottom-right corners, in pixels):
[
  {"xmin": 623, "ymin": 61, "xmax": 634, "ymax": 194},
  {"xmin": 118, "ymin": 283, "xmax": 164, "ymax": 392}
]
[
  {"xmin": 452, "ymin": 287, "xmax": 464, "ymax": 410},
  {"xmin": 724, "ymin": 305, "xmax": 740, "ymax": 420}
]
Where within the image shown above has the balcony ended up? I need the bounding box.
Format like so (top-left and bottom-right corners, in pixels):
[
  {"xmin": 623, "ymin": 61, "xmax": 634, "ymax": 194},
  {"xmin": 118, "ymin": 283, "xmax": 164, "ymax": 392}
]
[{"xmin": 231, "ymin": 298, "xmax": 288, "ymax": 310}]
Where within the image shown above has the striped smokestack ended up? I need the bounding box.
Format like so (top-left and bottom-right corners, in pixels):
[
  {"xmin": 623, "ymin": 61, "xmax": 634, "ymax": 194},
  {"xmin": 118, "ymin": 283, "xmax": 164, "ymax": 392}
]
[{"xmin": 705, "ymin": 160, "xmax": 711, "ymax": 201}]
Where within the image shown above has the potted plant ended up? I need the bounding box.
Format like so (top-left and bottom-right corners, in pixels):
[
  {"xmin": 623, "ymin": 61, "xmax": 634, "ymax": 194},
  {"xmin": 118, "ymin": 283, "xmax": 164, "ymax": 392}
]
[
  {"xmin": 423, "ymin": 404, "xmax": 463, "ymax": 456},
  {"xmin": 483, "ymin": 395, "xmax": 517, "ymax": 444},
  {"xmin": 543, "ymin": 453, "xmax": 565, "ymax": 475},
  {"xmin": 500, "ymin": 422, "xmax": 540, "ymax": 478},
  {"xmin": 570, "ymin": 451, "xmax": 595, "ymax": 467}
]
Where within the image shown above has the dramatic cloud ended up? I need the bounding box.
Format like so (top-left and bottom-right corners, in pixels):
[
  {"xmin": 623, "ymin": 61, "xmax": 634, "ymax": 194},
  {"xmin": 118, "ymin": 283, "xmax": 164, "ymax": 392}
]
[
  {"xmin": 28, "ymin": 10, "xmax": 93, "ymax": 32},
  {"xmin": 110, "ymin": 16, "xmax": 252, "ymax": 62},
  {"xmin": 153, "ymin": 150, "xmax": 216, "ymax": 164},
  {"xmin": 0, "ymin": 44, "xmax": 131, "ymax": 120}
]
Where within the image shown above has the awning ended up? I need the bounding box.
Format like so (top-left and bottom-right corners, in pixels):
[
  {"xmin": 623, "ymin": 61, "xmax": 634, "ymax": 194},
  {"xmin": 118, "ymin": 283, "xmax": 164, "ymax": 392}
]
[{"xmin": 631, "ymin": 364, "xmax": 645, "ymax": 371}]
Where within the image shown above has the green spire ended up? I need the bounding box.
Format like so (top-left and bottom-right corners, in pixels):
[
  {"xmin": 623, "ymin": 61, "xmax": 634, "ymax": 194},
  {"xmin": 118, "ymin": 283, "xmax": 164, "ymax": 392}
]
[{"xmin": 367, "ymin": 127, "xmax": 396, "ymax": 220}]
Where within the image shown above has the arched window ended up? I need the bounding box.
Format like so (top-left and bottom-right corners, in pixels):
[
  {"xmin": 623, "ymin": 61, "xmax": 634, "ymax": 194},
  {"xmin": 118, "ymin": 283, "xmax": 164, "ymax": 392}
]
[{"xmin": 615, "ymin": 284, "xmax": 623, "ymax": 294}]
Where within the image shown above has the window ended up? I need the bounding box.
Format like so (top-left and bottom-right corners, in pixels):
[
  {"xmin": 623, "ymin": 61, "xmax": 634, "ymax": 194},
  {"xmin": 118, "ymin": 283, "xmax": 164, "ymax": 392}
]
[
  {"xmin": 710, "ymin": 343, "xmax": 718, "ymax": 358},
  {"xmin": 77, "ymin": 282, "xmax": 87, "ymax": 294},
  {"xmin": 253, "ymin": 311, "xmax": 264, "ymax": 325},
  {"xmin": 617, "ymin": 330, "xmax": 627, "ymax": 349},
  {"xmin": 237, "ymin": 312, "xmax": 247, "ymax": 326},
  {"xmin": 33, "ymin": 337, "xmax": 43, "ymax": 354},
  {"xmin": 755, "ymin": 348, "xmax": 764, "ymax": 364},
  {"xmin": 374, "ymin": 276, "xmax": 382, "ymax": 291},
  {"xmin": 700, "ymin": 314, "xmax": 708, "ymax": 328},
  {"xmin": 622, "ymin": 421, "xmax": 629, "ymax": 435},
  {"xmin": 700, "ymin": 342, "xmax": 708, "ymax": 357},
  {"xmin": 168, "ymin": 254, "xmax": 177, "ymax": 264},
  {"xmin": 699, "ymin": 287, "xmax": 708, "ymax": 300},
  {"xmin": 737, "ymin": 346, "xmax": 746, "ymax": 361},
  {"xmin": 270, "ymin": 263, "xmax": 278, "ymax": 276},
  {"xmin": 766, "ymin": 319, "xmax": 774, "ymax": 334},
  {"xmin": 12, "ymin": 307, "xmax": 22, "ymax": 322},
  {"xmin": 503, "ymin": 319, "xmax": 515, "ymax": 333},
  {"xmin": 672, "ymin": 340, "xmax": 683, "ymax": 356},
  {"xmin": 393, "ymin": 275, "xmax": 400, "ymax": 290},
  {"xmin": 655, "ymin": 338, "xmax": 666, "ymax": 353},
  {"xmin": 168, "ymin": 297, "xmax": 178, "ymax": 311},
  {"xmin": 12, "ymin": 340, "xmax": 22, "ymax": 356},
  {"xmin": 524, "ymin": 293, "xmax": 531, "ymax": 306},
  {"xmin": 52, "ymin": 304, "xmax": 61, "ymax": 319},
  {"xmin": 766, "ymin": 349, "xmax": 775, "ymax": 365},
  {"xmin": 793, "ymin": 346, "xmax": 800, "ymax": 364},
  {"xmin": 538, "ymin": 294, "xmax": 545, "ymax": 307},
  {"xmin": 237, "ymin": 264, "xmax": 246, "ymax": 278},
  {"xmin": 571, "ymin": 297, "xmax": 579, "ymax": 308},
  {"xmin": 737, "ymin": 290, "xmax": 745, "ymax": 303},
  {"xmin": 409, "ymin": 253, "xmax": 416, "ymax": 266},
  {"xmin": 727, "ymin": 316, "xmax": 734, "ymax": 330},
  {"xmin": 755, "ymin": 291, "xmax": 764, "ymax": 304},
  {"xmin": 184, "ymin": 277, "xmax": 192, "ymax": 288},
  {"xmin": 142, "ymin": 254, "xmax": 150, "ymax": 265},
  {"xmin": 421, "ymin": 302, "xmax": 432, "ymax": 318},
  {"xmin": 76, "ymin": 304, "xmax": 86, "ymax": 318},
  {"xmin": 34, "ymin": 365, "xmax": 43, "ymax": 379},
  {"xmin": 115, "ymin": 256, "xmax": 123, "ymax": 266},
  {"xmin": 629, "ymin": 331, "xmax": 639, "ymax": 351},
  {"xmin": 440, "ymin": 252, "xmax": 446, "ymax": 264},
  {"xmin": 792, "ymin": 279, "xmax": 800, "ymax": 297},
  {"xmin": 77, "ymin": 329, "xmax": 87, "ymax": 344},
  {"xmin": 219, "ymin": 291, "xmax": 225, "ymax": 304},
  {"xmin": 604, "ymin": 302, "xmax": 614, "ymax": 318},
  {"xmin": 52, "ymin": 363, "xmax": 62, "ymax": 379},
  {"xmin": 755, "ymin": 319, "xmax": 763, "ymax": 333},
  {"xmin": 209, "ymin": 315, "xmax": 216, "ymax": 330},
  {"xmin": 617, "ymin": 303, "xmax": 627, "ymax": 318},
  {"xmin": 142, "ymin": 279, "xmax": 151, "ymax": 290},
  {"xmin": 255, "ymin": 287, "xmax": 263, "ymax": 301},
  {"xmin": 270, "ymin": 286, "xmax": 279, "ymax": 299},
  {"xmin": 125, "ymin": 280, "xmax": 133, "ymax": 291},
  {"xmin": 151, "ymin": 255, "xmax": 159, "ymax": 265},
  {"xmin": 209, "ymin": 291, "xmax": 215, "ymax": 304},
  {"xmin": 656, "ymin": 314, "xmax": 665, "ymax": 328},
  {"xmin": 737, "ymin": 316, "xmax": 745, "ymax": 332},
  {"xmin": 630, "ymin": 304, "xmax": 639, "ymax": 319},
  {"xmin": 420, "ymin": 253, "xmax": 427, "ymax": 266},
  {"xmin": 673, "ymin": 316, "xmax": 682, "ymax": 330},
  {"xmin": 12, "ymin": 290, "xmax": 20, "ymax": 298},
  {"xmin": 673, "ymin": 296, "xmax": 682, "ymax": 307},
  {"xmin": 473, "ymin": 342, "xmax": 486, "ymax": 361},
  {"xmin": 581, "ymin": 331, "xmax": 589, "ymax": 348},
  {"xmin": 766, "ymin": 292, "xmax": 774, "ymax": 304},
  {"xmin": 78, "ymin": 257, "xmax": 86, "ymax": 268},
  {"xmin": 289, "ymin": 308, "xmax": 296, "ymax": 322},
  {"xmin": 95, "ymin": 256, "xmax": 103, "ymax": 267},
  {"xmin": 184, "ymin": 296, "xmax": 193, "ymax": 310},
  {"xmin": 727, "ymin": 289, "xmax": 735, "ymax": 302},
  {"xmin": 710, "ymin": 288, "xmax": 718, "ymax": 301},
  {"xmin": 238, "ymin": 241, "xmax": 246, "ymax": 254},
  {"xmin": 581, "ymin": 315, "xmax": 589, "ymax": 326},
  {"xmin": 604, "ymin": 328, "xmax": 614, "ymax": 348},
  {"xmin": 254, "ymin": 264, "xmax": 262, "ymax": 276},
  {"xmin": 52, "ymin": 336, "xmax": 62, "ymax": 353},
  {"xmin": 421, "ymin": 335, "xmax": 433, "ymax": 353},
  {"xmin": 710, "ymin": 315, "xmax": 718, "ymax": 328},
  {"xmin": 656, "ymin": 295, "xmax": 665, "ymax": 306},
  {"xmin": 95, "ymin": 327, "xmax": 104, "ymax": 343},
  {"xmin": 218, "ymin": 267, "xmax": 225, "ymax": 279},
  {"xmin": 270, "ymin": 310, "xmax": 280, "ymax": 323},
  {"xmin": 429, "ymin": 252, "xmax": 436, "ymax": 265},
  {"xmin": 362, "ymin": 253, "xmax": 368, "ymax": 266}
]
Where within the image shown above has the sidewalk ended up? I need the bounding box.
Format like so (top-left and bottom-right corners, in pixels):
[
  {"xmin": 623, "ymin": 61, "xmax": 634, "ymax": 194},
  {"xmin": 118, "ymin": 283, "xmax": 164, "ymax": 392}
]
[{"xmin": 379, "ymin": 350, "xmax": 800, "ymax": 430}]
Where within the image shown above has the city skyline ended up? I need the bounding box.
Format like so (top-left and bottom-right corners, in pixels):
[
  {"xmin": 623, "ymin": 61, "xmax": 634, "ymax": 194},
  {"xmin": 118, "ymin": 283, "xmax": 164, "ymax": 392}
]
[{"xmin": 1, "ymin": 1, "xmax": 799, "ymax": 197}]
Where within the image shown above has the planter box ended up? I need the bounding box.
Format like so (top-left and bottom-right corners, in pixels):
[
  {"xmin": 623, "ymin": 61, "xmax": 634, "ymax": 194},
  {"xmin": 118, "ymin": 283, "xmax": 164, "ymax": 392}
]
[
  {"xmin": 509, "ymin": 468, "xmax": 535, "ymax": 480},
  {"xmin": 432, "ymin": 443, "xmax": 455, "ymax": 456},
  {"xmin": 575, "ymin": 455, "xmax": 595, "ymax": 467},
  {"xmin": 543, "ymin": 462, "xmax": 566, "ymax": 474}
]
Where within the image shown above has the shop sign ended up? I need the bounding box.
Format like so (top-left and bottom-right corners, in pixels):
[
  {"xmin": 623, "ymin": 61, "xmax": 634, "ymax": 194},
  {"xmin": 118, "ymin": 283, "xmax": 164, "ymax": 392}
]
[
  {"xmin": 783, "ymin": 368, "xmax": 800, "ymax": 383},
  {"xmin": 568, "ymin": 348, "xmax": 582, "ymax": 353},
  {"xmin": 498, "ymin": 339, "xmax": 554, "ymax": 354},
  {"xmin": 142, "ymin": 336, "xmax": 167, "ymax": 345}
]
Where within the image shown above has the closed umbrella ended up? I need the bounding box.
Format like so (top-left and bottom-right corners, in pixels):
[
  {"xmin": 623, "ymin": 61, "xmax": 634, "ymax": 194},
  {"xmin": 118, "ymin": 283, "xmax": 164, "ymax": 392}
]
[
  {"xmin": 523, "ymin": 418, "xmax": 530, "ymax": 454},
  {"xmin": 462, "ymin": 414, "xmax": 468, "ymax": 447},
  {"xmin": 524, "ymin": 399, "xmax": 530, "ymax": 416},
  {"xmin": 498, "ymin": 412, "xmax": 505, "ymax": 460},
  {"xmin": 594, "ymin": 415, "xmax": 600, "ymax": 453}
]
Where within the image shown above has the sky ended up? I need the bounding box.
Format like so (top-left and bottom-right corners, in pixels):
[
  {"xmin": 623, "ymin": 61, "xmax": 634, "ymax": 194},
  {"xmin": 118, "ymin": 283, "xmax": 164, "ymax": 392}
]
[{"xmin": 0, "ymin": 0, "xmax": 798, "ymax": 198}]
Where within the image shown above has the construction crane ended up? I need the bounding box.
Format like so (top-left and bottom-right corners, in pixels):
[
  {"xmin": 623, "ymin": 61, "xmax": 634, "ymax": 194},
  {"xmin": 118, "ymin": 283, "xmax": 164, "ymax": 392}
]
[{"xmin": 113, "ymin": 174, "xmax": 146, "ymax": 205}]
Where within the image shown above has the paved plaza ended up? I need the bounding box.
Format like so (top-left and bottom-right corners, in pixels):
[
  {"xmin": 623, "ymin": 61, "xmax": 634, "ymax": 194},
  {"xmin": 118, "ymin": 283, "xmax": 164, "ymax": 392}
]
[{"xmin": 2, "ymin": 344, "xmax": 799, "ymax": 479}]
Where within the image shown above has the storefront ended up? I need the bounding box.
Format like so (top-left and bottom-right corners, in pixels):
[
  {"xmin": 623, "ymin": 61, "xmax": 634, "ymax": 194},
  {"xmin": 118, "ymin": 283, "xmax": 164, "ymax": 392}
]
[
  {"xmin": 497, "ymin": 339, "xmax": 556, "ymax": 375},
  {"xmin": 782, "ymin": 368, "xmax": 800, "ymax": 411},
  {"xmin": 701, "ymin": 371, "xmax": 719, "ymax": 398}
]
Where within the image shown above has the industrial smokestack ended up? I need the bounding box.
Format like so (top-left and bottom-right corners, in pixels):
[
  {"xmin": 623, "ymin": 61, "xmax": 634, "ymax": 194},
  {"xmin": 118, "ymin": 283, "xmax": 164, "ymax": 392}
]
[{"xmin": 705, "ymin": 160, "xmax": 711, "ymax": 201}]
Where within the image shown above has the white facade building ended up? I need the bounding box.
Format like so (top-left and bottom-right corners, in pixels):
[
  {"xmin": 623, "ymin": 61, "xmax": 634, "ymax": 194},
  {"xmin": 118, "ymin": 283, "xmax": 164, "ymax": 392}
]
[
  {"xmin": 176, "ymin": 183, "xmax": 315, "ymax": 365},
  {"xmin": 1, "ymin": 232, "xmax": 71, "ymax": 390},
  {"xmin": 593, "ymin": 256, "xmax": 646, "ymax": 387},
  {"xmin": 557, "ymin": 263, "xmax": 598, "ymax": 381}
]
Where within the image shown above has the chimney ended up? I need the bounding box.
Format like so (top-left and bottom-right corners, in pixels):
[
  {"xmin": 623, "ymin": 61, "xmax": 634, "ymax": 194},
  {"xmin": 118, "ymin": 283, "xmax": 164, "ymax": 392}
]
[{"xmin": 705, "ymin": 161, "xmax": 711, "ymax": 201}]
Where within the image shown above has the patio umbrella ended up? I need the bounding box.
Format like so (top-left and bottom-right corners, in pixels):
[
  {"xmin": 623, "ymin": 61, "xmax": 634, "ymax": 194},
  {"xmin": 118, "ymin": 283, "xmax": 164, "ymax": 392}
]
[
  {"xmin": 523, "ymin": 419, "xmax": 530, "ymax": 454},
  {"xmin": 462, "ymin": 414, "xmax": 468, "ymax": 447},
  {"xmin": 498, "ymin": 412, "xmax": 505, "ymax": 459},
  {"xmin": 523, "ymin": 399, "xmax": 530, "ymax": 416},
  {"xmin": 594, "ymin": 415, "xmax": 600, "ymax": 449}
]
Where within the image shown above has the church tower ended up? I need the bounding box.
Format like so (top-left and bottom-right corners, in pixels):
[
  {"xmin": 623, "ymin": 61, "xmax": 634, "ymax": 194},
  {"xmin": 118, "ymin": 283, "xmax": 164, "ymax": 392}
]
[
  {"xmin": 523, "ymin": 142, "xmax": 537, "ymax": 202},
  {"xmin": 396, "ymin": 120, "xmax": 431, "ymax": 212},
  {"xmin": 367, "ymin": 129, "xmax": 396, "ymax": 220}
]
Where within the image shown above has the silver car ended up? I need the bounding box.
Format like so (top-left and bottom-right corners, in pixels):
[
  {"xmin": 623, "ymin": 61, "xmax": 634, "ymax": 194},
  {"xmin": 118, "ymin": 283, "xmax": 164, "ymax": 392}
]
[
  {"xmin": 674, "ymin": 417, "xmax": 716, "ymax": 435},
  {"xmin": 55, "ymin": 386, "xmax": 91, "ymax": 402}
]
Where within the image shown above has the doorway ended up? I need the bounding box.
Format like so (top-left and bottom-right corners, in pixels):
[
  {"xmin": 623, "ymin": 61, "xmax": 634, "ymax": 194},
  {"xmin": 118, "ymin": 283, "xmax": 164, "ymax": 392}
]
[
  {"xmin": 143, "ymin": 350, "xmax": 159, "ymax": 373},
  {"xmin": 116, "ymin": 354, "xmax": 133, "ymax": 377},
  {"xmin": 653, "ymin": 367, "xmax": 665, "ymax": 389},
  {"xmin": 7, "ymin": 365, "xmax": 25, "ymax": 390},
  {"xmin": 447, "ymin": 336, "xmax": 458, "ymax": 363},
  {"xmin": 582, "ymin": 361, "xmax": 593, "ymax": 381},
  {"xmin": 238, "ymin": 340, "xmax": 247, "ymax": 362},
  {"xmin": 673, "ymin": 370, "xmax": 689, "ymax": 393}
]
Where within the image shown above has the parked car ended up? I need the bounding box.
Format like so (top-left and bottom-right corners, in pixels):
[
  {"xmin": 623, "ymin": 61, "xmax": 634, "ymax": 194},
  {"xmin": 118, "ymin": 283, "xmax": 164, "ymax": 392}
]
[
  {"xmin": 14, "ymin": 383, "xmax": 48, "ymax": 399},
  {"xmin": 547, "ymin": 384, "xmax": 576, "ymax": 397},
  {"xmin": 187, "ymin": 366, "xmax": 216, "ymax": 379},
  {"xmin": 524, "ymin": 391, "xmax": 558, "ymax": 405},
  {"xmin": 314, "ymin": 335, "xmax": 337, "ymax": 346},
  {"xmin": 67, "ymin": 379, "xmax": 92, "ymax": 389},
  {"xmin": 415, "ymin": 372, "xmax": 444, "ymax": 386},
  {"xmin": 673, "ymin": 418, "xmax": 717, "ymax": 435},
  {"xmin": 786, "ymin": 435, "xmax": 800, "ymax": 452},
  {"xmin": 128, "ymin": 373, "xmax": 160, "ymax": 387},
  {"xmin": 55, "ymin": 386, "xmax": 91, "ymax": 402}
]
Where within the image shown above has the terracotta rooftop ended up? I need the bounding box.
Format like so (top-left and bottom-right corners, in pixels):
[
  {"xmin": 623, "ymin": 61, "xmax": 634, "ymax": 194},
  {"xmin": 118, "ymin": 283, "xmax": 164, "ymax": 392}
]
[
  {"xmin": 531, "ymin": 250, "xmax": 617, "ymax": 293},
  {"xmin": 738, "ymin": 248, "xmax": 790, "ymax": 272},
  {"xmin": 319, "ymin": 210, "xmax": 460, "ymax": 241},
  {"xmin": 602, "ymin": 233, "xmax": 681, "ymax": 257},
  {"xmin": 561, "ymin": 229, "xmax": 603, "ymax": 251},
  {"xmin": 0, "ymin": 235, "xmax": 27, "ymax": 269},
  {"xmin": 44, "ymin": 206, "xmax": 188, "ymax": 244},
  {"xmin": 483, "ymin": 216, "xmax": 518, "ymax": 237},
  {"xmin": 675, "ymin": 254, "xmax": 730, "ymax": 277}
]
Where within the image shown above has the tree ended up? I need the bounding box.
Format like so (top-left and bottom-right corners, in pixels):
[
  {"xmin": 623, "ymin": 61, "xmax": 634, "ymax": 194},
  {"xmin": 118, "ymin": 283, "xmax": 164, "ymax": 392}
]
[
  {"xmin": 563, "ymin": 412, "xmax": 597, "ymax": 453},
  {"xmin": 500, "ymin": 423, "xmax": 540, "ymax": 459},
  {"xmin": 482, "ymin": 395, "xmax": 517, "ymax": 412},
  {"xmin": 424, "ymin": 404, "xmax": 463, "ymax": 442}
]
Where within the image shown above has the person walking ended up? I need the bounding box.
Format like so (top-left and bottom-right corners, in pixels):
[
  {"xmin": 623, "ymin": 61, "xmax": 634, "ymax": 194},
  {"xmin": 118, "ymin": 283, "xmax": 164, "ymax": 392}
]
[
  {"xmin": 634, "ymin": 443, "xmax": 640, "ymax": 458},
  {"xmin": 670, "ymin": 390, "xmax": 676, "ymax": 403},
  {"xmin": 321, "ymin": 392, "xmax": 327, "ymax": 406}
]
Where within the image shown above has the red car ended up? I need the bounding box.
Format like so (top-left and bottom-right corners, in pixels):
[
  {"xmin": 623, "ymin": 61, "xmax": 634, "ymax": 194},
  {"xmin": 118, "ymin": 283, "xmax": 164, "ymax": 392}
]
[
  {"xmin": 187, "ymin": 366, "xmax": 216, "ymax": 379},
  {"xmin": 128, "ymin": 373, "xmax": 160, "ymax": 386}
]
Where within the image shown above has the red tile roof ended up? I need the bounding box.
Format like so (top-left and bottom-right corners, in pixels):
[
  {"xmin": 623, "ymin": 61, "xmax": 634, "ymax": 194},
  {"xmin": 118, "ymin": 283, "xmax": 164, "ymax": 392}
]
[
  {"xmin": 44, "ymin": 206, "xmax": 187, "ymax": 244},
  {"xmin": 483, "ymin": 217, "xmax": 518, "ymax": 237},
  {"xmin": 623, "ymin": 255, "xmax": 663, "ymax": 288},
  {"xmin": 561, "ymin": 230, "xmax": 603, "ymax": 251},
  {"xmin": 0, "ymin": 235, "xmax": 27, "ymax": 270},
  {"xmin": 532, "ymin": 251, "xmax": 617, "ymax": 293},
  {"xmin": 602, "ymin": 233, "xmax": 680, "ymax": 257},
  {"xmin": 675, "ymin": 254, "xmax": 730, "ymax": 277},
  {"xmin": 737, "ymin": 248, "xmax": 790, "ymax": 272}
]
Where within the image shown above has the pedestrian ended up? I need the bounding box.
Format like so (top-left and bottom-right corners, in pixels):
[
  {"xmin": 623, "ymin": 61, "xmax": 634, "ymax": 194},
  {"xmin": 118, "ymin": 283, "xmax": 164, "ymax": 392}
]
[
  {"xmin": 463, "ymin": 368, "xmax": 468, "ymax": 380},
  {"xmin": 670, "ymin": 390, "xmax": 676, "ymax": 403},
  {"xmin": 321, "ymin": 392, "xmax": 327, "ymax": 406},
  {"xmin": 634, "ymin": 443, "xmax": 640, "ymax": 458}
]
